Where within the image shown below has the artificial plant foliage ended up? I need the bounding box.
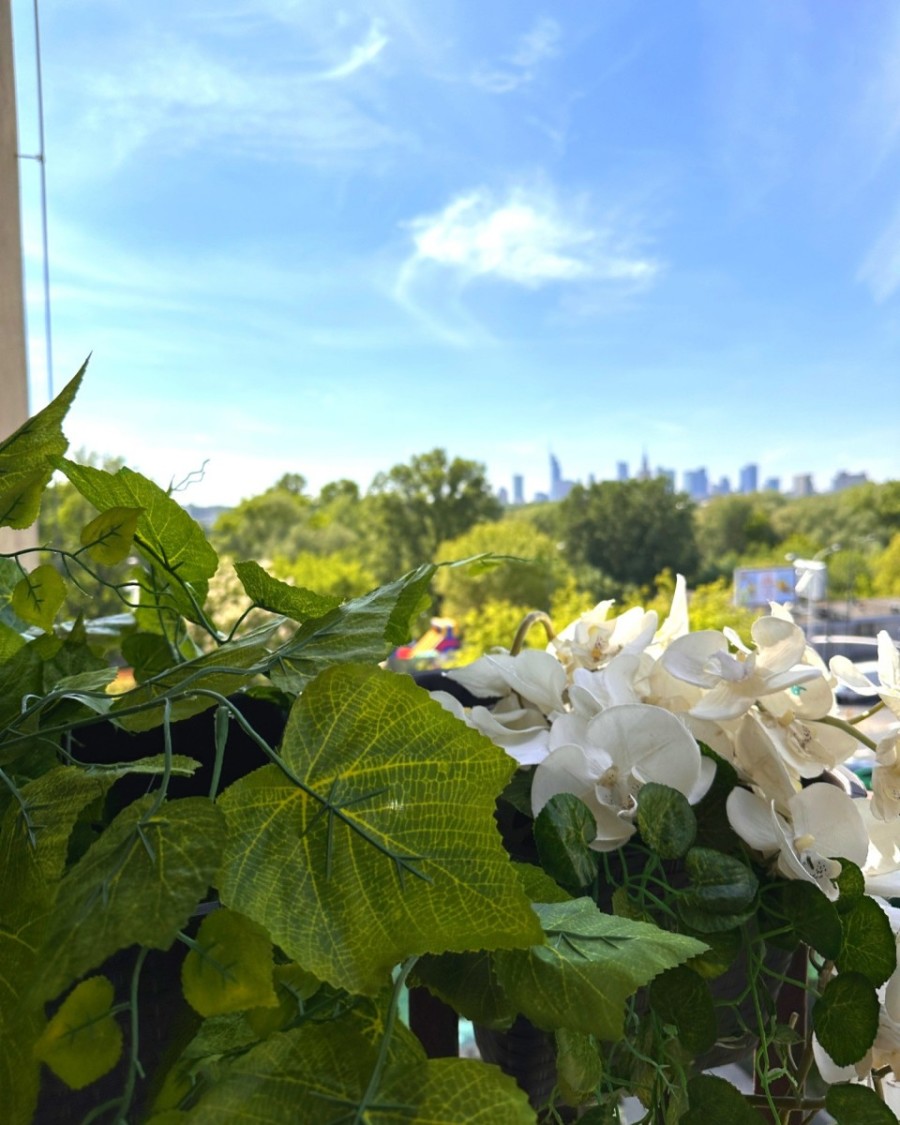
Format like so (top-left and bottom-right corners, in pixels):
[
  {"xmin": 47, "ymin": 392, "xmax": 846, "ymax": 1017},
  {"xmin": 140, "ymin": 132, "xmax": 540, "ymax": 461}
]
[
  {"xmin": 648, "ymin": 965, "xmax": 717, "ymax": 1055},
  {"xmin": 33, "ymin": 975, "xmax": 123, "ymax": 1090},
  {"xmin": 780, "ymin": 881, "xmax": 843, "ymax": 960},
  {"xmin": 181, "ymin": 908, "xmax": 278, "ymax": 1018},
  {"xmin": 836, "ymin": 895, "xmax": 897, "ymax": 987},
  {"xmin": 813, "ymin": 972, "xmax": 881, "ymax": 1066},
  {"xmin": 492, "ymin": 898, "xmax": 707, "ymax": 1041},
  {"xmin": 0, "ymin": 365, "xmax": 83, "ymax": 529},
  {"xmin": 533, "ymin": 792, "xmax": 598, "ymax": 893},
  {"xmin": 681, "ymin": 1074, "xmax": 763, "ymax": 1123},
  {"xmin": 11, "ymin": 564, "xmax": 67, "ymax": 633},
  {"xmin": 825, "ymin": 1082, "xmax": 900, "ymax": 1124},
  {"xmin": 233, "ymin": 559, "xmax": 340, "ymax": 621},
  {"xmin": 80, "ymin": 505, "xmax": 142, "ymax": 566},
  {"xmin": 554, "ymin": 1027, "xmax": 604, "ymax": 1107},
  {"xmin": 0, "ymin": 766, "xmax": 113, "ymax": 1122},
  {"xmin": 635, "ymin": 781, "xmax": 697, "ymax": 860},
  {"xmin": 183, "ymin": 1004, "xmax": 535, "ymax": 1124},
  {"xmin": 36, "ymin": 795, "xmax": 226, "ymax": 1002},
  {"xmin": 410, "ymin": 951, "xmax": 515, "ymax": 1029},
  {"xmin": 266, "ymin": 564, "xmax": 436, "ymax": 693},
  {"xmin": 217, "ymin": 663, "xmax": 542, "ymax": 995}
]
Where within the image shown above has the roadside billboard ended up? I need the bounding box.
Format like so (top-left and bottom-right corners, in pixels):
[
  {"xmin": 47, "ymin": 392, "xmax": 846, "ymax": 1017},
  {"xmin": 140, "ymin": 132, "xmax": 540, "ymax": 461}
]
[{"xmin": 733, "ymin": 566, "xmax": 796, "ymax": 608}]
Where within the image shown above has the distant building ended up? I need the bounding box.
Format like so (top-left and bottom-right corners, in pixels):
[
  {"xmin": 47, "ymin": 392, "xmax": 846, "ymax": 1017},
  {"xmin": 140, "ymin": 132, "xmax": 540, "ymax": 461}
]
[
  {"xmin": 683, "ymin": 468, "xmax": 709, "ymax": 502},
  {"xmin": 657, "ymin": 467, "xmax": 676, "ymax": 491},
  {"xmin": 549, "ymin": 452, "xmax": 574, "ymax": 500},
  {"xmin": 739, "ymin": 464, "xmax": 758, "ymax": 493},
  {"xmin": 763, "ymin": 476, "xmax": 781, "ymax": 493},
  {"xmin": 832, "ymin": 470, "xmax": 868, "ymax": 492},
  {"xmin": 711, "ymin": 476, "xmax": 732, "ymax": 497},
  {"xmin": 512, "ymin": 474, "xmax": 525, "ymax": 505},
  {"xmin": 533, "ymin": 491, "xmax": 549, "ymax": 503},
  {"xmin": 616, "ymin": 461, "xmax": 629, "ymax": 482},
  {"xmin": 497, "ymin": 486, "xmax": 509, "ymax": 506},
  {"xmin": 637, "ymin": 451, "xmax": 651, "ymax": 481},
  {"xmin": 791, "ymin": 473, "xmax": 815, "ymax": 498}
]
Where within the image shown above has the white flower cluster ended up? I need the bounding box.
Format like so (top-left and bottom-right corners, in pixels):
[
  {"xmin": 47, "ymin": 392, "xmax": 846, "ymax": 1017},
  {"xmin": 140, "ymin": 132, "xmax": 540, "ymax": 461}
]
[{"xmin": 435, "ymin": 577, "xmax": 900, "ymax": 900}]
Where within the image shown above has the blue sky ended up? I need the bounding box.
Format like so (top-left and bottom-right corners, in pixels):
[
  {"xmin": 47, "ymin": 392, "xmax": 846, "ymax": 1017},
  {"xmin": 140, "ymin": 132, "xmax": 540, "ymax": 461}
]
[{"xmin": 11, "ymin": 0, "xmax": 900, "ymax": 506}]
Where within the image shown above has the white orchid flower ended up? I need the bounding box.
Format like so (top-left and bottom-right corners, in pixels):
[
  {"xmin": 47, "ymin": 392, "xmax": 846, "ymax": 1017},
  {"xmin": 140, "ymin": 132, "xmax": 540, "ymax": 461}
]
[
  {"xmin": 748, "ymin": 706, "xmax": 859, "ymax": 783},
  {"xmin": 872, "ymin": 731, "xmax": 900, "ymax": 821},
  {"xmin": 532, "ymin": 703, "xmax": 712, "ymax": 851},
  {"xmin": 550, "ymin": 602, "xmax": 658, "ymax": 674},
  {"xmin": 659, "ymin": 616, "xmax": 822, "ymax": 722},
  {"xmin": 447, "ymin": 648, "xmax": 567, "ymax": 717},
  {"xmin": 831, "ymin": 631, "xmax": 900, "ymax": 719},
  {"xmin": 429, "ymin": 688, "xmax": 552, "ymax": 767},
  {"xmin": 726, "ymin": 783, "xmax": 869, "ymax": 900}
]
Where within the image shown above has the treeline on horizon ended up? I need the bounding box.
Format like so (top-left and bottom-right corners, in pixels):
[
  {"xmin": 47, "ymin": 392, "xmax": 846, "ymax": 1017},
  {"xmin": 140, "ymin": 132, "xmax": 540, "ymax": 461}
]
[{"xmin": 41, "ymin": 449, "xmax": 900, "ymax": 659}]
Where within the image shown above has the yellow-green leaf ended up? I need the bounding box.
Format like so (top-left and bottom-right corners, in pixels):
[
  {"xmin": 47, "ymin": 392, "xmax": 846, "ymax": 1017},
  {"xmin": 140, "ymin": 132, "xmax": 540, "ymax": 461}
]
[
  {"xmin": 182, "ymin": 909, "xmax": 278, "ymax": 1017},
  {"xmin": 217, "ymin": 664, "xmax": 542, "ymax": 995},
  {"xmin": 33, "ymin": 976, "xmax": 122, "ymax": 1090},
  {"xmin": 11, "ymin": 565, "xmax": 67, "ymax": 632},
  {"xmin": 0, "ymin": 365, "xmax": 83, "ymax": 530},
  {"xmin": 80, "ymin": 506, "xmax": 142, "ymax": 565}
]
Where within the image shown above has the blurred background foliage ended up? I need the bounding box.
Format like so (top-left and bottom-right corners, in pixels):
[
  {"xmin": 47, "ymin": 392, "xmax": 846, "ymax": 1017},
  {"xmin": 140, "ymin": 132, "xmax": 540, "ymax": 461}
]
[{"xmin": 38, "ymin": 449, "xmax": 900, "ymax": 659}]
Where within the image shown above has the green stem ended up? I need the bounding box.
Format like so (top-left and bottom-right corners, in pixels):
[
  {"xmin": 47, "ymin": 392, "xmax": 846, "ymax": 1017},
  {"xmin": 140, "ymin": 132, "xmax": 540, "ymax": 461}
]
[
  {"xmin": 817, "ymin": 713, "xmax": 878, "ymax": 751},
  {"xmin": 352, "ymin": 957, "xmax": 419, "ymax": 1125}
]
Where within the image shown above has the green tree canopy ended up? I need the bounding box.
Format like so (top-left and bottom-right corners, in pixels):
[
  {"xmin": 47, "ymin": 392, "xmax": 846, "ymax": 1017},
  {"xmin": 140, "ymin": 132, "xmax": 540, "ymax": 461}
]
[
  {"xmin": 433, "ymin": 517, "xmax": 572, "ymax": 617},
  {"xmin": 558, "ymin": 479, "xmax": 699, "ymax": 590},
  {"xmin": 365, "ymin": 449, "xmax": 502, "ymax": 579}
]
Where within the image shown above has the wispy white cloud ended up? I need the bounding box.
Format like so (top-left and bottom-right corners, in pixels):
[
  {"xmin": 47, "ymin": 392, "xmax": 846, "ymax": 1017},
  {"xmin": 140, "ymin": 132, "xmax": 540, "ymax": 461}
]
[
  {"xmin": 321, "ymin": 19, "xmax": 389, "ymax": 80},
  {"xmin": 472, "ymin": 16, "xmax": 562, "ymax": 94},
  {"xmin": 858, "ymin": 199, "xmax": 900, "ymax": 302},
  {"xmin": 393, "ymin": 183, "xmax": 661, "ymax": 342}
]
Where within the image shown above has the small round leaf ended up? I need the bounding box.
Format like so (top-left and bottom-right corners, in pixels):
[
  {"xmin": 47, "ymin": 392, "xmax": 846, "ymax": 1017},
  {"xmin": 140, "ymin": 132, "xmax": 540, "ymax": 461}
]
[
  {"xmin": 182, "ymin": 909, "xmax": 278, "ymax": 1017},
  {"xmin": 636, "ymin": 782, "xmax": 696, "ymax": 859},
  {"xmin": 813, "ymin": 972, "xmax": 879, "ymax": 1067},
  {"xmin": 534, "ymin": 793, "xmax": 598, "ymax": 893},
  {"xmin": 826, "ymin": 1082, "xmax": 898, "ymax": 1124},
  {"xmin": 838, "ymin": 896, "xmax": 897, "ymax": 988}
]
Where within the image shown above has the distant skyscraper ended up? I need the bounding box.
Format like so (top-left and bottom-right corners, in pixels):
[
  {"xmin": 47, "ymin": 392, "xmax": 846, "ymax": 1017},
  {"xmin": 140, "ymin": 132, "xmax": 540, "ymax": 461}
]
[
  {"xmin": 617, "ymin": 461, "xmax": 629, "ymax": 482},
  {"xmin": 513, "ymin": 474, "xmax": 525, "ymax": 505},
  {"xmin": 637, "ymin": 450, "xmax": 651, "ymax": 481},
  {"xmin": 550, "ymin": 453, "xmax": 562, "ymax": 500},
  {"xmin": 792, "ymin": 473, "xmax": 815, "ymax": 498},
  {"xmin": 497, "ymin": 486, "xmax": 509, "ymax": 506},
  {"xmin": 763, "ymin": 476, "xmax": 781, "ymax": 493},
  {"xmin": 739, "ymin": 464, "xmax": 758, "ymax": 493},
  {"xmin": 832, "ymin": 470, "xmax": 868, "ymax": 491},
  {"xmin": 683, "ymin": 468, "xmax": 709, "ymax": 501}
]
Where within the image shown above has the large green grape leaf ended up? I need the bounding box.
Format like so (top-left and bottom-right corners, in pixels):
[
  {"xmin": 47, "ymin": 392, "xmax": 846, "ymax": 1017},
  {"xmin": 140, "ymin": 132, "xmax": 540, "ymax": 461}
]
[
  {"xmin": 0, "ymin": 365, "xmax": 83, "ymax": 529},
  {"xmin": 54, "ymin": 459, "xmax": 218, "ymax": 620},
  {"xmin": 36, "ymin": 795, "xmax": 226, "ymax": 1001},
  {"xmin": 0, "ymin": 766, "xmax": 111, "ymax": 1123},
  {"xmin": 493, "ymin": 898, "xmax": 707, "ymax": 1041},
  {"xmin": 183, "ymin": 1005, "xmax": 534, "ymax": 1124},
  {"xmin": 217, "ymin": 664, "xmax": 542, "ymax": 995},
  {"xmin": 265, "ymin": 565, "xmax": 436, "ymax": 692}
]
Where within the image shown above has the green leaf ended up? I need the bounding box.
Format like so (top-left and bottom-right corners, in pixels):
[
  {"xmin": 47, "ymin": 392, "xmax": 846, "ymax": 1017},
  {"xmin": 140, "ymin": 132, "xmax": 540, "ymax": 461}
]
[
  {"xmin": 513, "ymin": 860, "xmax": 573, "ymax": 905},
  {"xmin": 533, "ymin": 793, "xmax": 598, "ymax": 893},
  {"xmin": 683, "ymin": 927, "xmax": 742, "ymax": 980},
  {"xmin": 36, "ymin": 795, "xmax": 226, "ymax": 1001},
  {"xmin": 121, "ymin": 632, "xmax": 178, "ymax": 682},
  {"xmin": 234, "ymin": 560, "xmax": 340, "ymax": 621},
  {"xmin": 834, "ymin": 858, "xmax": 866, "ymax": 913},
  {"xmin": 109, "ymin": 627, "xmax": 274, "ymax": 732},
  {"xmin": 636, "ymin": 782, "xmax": 697, "ymax": 859},
  {"xmin": 0, "ymin": 365, "xmax": 83, "ymax": 529},
  {"xmin": 680, "ymin": 847, "xmax": 758, "ymax": 913},
  {"xmin": 184, "ymin": 1006, "xmax": 534, "ymax": 1124},
  {"xmin": 648, "ymin": 966, "xmax": 717, "ymax": 1055},
  {"xmin": 780, "ymin": 881, "xmax": 843, "ymax": 960},
  {"xmin": 217, "ymin": 664, "xmax": 542, "ymax": 995},
  {"xmin": 813, "ymin": 972, "xmax": 880, "ymax": 1066},
  {"xmin": 266, "ymin": 565, "xmax": 437, "ymax": 692},
  {"xmin": 80, "ymin": 505, "xmax": 142, "ymax": 565},
  {"xmin": 55, "ymin": 459, "xmax": 218, "ymax": 617},
  {"xmin": 493, "ymin": 898, "xmax": 707, "ymax": 1041},
  {"xmin": 0, "ymin": 766, "xmax": 112, "ymax": 1123},
  {"xmin": 11, "ymin": 564, "xmax": 66, "ymax": 632},
  {"xmin": 33, "ymin": 975, "xmax": 122, "ymax": 1090},
  {"xmin": 826, "ymin": 1082, "xmax": 899, "ymax": 1124},
  {"xmin": 411, "ymin": 952, "xmax": 515, "ymax": 1029},
  {"xmin": 182, "ymin": 909, "xmax": 278, "ymax": 1017},
  {"xmin": 555, "ymin": 1027, "xmax": 603, "ymax": 1106},
  {"xmin": 837, "ymin": 895, "xmax": 896, "ymax": 987},
  {"xmin": 682, "ymin": 1074, "xmax": 762, "ymax": 1123}
]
